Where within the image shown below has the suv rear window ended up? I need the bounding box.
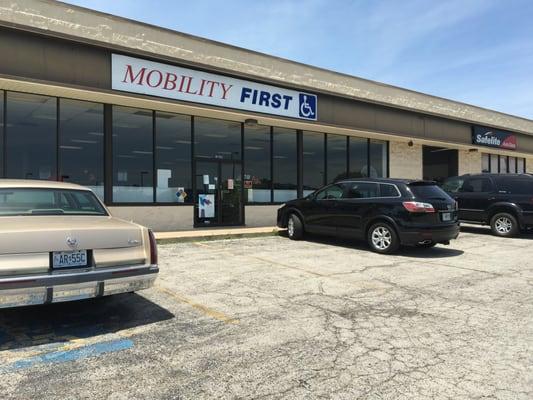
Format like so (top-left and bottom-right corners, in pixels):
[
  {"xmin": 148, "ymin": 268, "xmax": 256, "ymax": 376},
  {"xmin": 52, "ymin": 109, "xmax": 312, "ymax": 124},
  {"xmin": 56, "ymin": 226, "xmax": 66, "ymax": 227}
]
[{"xmin": 408, "ymin": 184, "xmax": 449, "ymax": 200}]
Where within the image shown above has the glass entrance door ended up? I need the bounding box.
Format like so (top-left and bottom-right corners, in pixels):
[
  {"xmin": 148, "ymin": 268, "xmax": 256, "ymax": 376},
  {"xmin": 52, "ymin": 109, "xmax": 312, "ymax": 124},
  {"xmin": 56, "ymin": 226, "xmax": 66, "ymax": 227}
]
[{"xmin": 194, "ymin": 159, "xmax": 243, "ymax": 227}]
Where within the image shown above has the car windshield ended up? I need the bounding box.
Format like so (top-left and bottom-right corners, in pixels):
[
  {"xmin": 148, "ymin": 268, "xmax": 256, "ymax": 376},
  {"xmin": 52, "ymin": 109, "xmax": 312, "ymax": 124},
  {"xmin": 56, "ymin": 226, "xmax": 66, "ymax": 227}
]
[
  {"xmin": 408, "ymin": 184, "xmax": 450, "ymax": 200},
  {"xmin": 0, "ymin": 188, "xmax": 107, "ymax": 216}
]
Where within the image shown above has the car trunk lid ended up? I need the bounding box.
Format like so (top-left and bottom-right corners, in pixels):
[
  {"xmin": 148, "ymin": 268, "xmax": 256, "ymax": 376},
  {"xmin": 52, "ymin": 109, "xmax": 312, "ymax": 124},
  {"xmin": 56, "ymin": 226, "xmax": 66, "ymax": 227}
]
[{"xmin": 0, "ymin": 216, "xmax": 143, "ymax": 255}]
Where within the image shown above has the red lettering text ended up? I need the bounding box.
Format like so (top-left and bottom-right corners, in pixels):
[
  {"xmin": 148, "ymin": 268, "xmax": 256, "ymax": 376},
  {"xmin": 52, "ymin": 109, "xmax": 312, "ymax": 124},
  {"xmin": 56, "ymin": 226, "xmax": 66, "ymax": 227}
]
[
  {"xmin": 146, "ymin": 70, "xmax": 163, "ymax": 88},
  {"xmin": 163, "ymin": 73, "xmax": 178, "ymax": 90},
  {"xmin": 220, "ymin": 83, "xmax": 233, "ymax": 100},
  {"xmin": 122, "ymin": 65, "xmax": 146, "ymax": 85}
]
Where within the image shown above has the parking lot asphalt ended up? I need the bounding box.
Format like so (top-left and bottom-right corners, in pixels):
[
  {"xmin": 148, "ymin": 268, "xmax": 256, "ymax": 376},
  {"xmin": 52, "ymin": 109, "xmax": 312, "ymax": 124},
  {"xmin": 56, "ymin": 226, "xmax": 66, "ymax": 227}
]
[{"xmin": 0, "ymin": 227, "xmax": 532, "ymax": 400}]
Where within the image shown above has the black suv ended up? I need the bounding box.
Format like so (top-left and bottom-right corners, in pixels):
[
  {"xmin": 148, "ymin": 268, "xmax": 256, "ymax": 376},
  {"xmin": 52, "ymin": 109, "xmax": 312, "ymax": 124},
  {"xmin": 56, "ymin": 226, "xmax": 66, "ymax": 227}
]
[
  {"xmin": 277, "ymin": 178, "xmax": 459, "ymax": 254},
  {"xmin": 442, "ymin": 173, "xmax": 533, "ymax": 237}
]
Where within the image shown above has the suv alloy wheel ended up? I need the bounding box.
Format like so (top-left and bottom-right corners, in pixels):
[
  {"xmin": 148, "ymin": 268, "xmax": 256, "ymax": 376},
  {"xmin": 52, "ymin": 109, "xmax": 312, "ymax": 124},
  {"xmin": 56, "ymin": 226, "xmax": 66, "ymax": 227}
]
[
  {"xmin": 490, "ymin": 212, "xmax": 519, "ymax": 237},
  {"xmin": 367, "ymin": 222, "xmax": 400, "ymax": 254}
]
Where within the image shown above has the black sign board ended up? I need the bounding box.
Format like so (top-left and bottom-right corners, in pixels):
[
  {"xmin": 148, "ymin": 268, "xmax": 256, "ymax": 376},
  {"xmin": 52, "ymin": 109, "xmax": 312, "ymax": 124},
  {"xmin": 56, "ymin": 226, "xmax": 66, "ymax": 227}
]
[{"xmin": 472, "ymin": 126, "xmax": 516, "ymax": 150}]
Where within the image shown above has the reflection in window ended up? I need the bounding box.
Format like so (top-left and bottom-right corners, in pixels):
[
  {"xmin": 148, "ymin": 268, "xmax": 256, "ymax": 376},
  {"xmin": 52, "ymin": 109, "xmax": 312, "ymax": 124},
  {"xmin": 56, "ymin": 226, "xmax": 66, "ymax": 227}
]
[
  {"xmin": 499, "ymin": 155, "xmax": 508, "ymax": 174},
  {"xmin": 6, "ymin": 92, "xmax": 57, "ymax": 180},
  {"xmin": 112, "ymin": 106, "xmax": 153, "ymax": 202},
  {"xmin": 517, "ymin": 158, "xmax": 525, "ymax": 174},
  {"xmin": 327, "ymin": 134, "xmax": 347, "ymax": 183},
  {"xmin": 486, "ymin": 154, "xmax": 526, "ymax": 174},
  {"xmin": 244, "ymin": 125, "xmax": 271, "ymax": 203},
  {"xmin": 482, "ymin": 154, "xmax": 490, "ymax": 173},
  {"xmin": 302, "ymin": 131, "xmax": 325, "ymax": 196},
  {"xmin": 195, "ymin": 117, "xmax": 241, "ymax": 160},
  {"xmin": 370, "ymin": 139, "xmax": 388, "ymax": 177},
  {"xmin": 315, "ymin": 184, "xmax": 344, "ymax": 200},
  {"xmin": 273, "ymin": 127, "xmax": 297, "ymax": 202},
  {"xmin": 344, "ymin": 182, "xmax": 380, "ymax": 198},
  {"xmin": 156, "ymin": 112, "xmax": 192, "ymax": 203},
  {"xmin": 509, "ymin": 156, "xmax": 516, "ymax": 174},
  {"xmin": 349, "ymin": 137, "xmax": 368, "ymax": 178},
  {"xmin": 490, "ymin": 154, "xmax": 499, "ymax": 173},
  {"xmin": 59, "ymin": 99, "xmax": 104, "ymax": 199}
]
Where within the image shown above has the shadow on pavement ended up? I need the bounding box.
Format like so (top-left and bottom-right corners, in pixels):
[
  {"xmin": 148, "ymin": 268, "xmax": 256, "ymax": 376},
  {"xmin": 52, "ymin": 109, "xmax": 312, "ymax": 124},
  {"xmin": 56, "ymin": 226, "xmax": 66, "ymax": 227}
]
[
  {"xmin": 280, "ymin": 232, "xmax": 464, "ymax": 258},
  {"xmin": 460, "ymin": 225, "xmax": 533, "ymax": 239},
  {"xmin": 0, "ymin": 293, "xmax": 173, "ymax": 351}
]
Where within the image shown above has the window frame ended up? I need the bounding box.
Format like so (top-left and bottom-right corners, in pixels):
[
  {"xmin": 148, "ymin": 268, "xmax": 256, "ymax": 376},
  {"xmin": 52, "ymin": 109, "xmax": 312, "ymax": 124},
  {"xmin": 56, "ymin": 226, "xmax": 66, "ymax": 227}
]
[{"xmin": 0, "ymin": 91, "xmax": 396, "ymax": 207}]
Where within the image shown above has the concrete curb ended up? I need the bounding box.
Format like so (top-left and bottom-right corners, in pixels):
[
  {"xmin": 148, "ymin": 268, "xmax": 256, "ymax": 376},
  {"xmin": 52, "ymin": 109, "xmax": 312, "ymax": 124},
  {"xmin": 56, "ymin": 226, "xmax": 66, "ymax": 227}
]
[{"xmin": 154, "ymin": 227, "xmax": 282, "ymax": 244}]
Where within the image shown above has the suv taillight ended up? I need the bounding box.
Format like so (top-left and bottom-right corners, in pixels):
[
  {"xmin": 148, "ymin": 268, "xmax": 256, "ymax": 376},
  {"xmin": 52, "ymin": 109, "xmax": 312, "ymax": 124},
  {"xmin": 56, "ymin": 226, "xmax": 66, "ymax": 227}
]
[
  {"xmin": 148, "ymin": 229, "xmax": 158, "ymax": 265},
  {"xmin": 402, "ymin": 201, "xmax": 435, "ymax": 213}
]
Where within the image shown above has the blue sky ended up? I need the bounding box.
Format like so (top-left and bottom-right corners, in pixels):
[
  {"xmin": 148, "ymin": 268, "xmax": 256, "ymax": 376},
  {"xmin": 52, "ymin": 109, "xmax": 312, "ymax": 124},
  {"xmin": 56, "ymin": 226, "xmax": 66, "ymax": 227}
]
[{"xmin": 64, "ymin": 0, "xmax": 533, "ymax": 119}]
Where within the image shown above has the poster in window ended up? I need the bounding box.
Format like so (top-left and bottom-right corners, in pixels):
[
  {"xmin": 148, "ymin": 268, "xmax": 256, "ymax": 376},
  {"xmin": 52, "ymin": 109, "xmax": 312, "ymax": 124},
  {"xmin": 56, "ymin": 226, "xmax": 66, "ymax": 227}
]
[{"xmin": 198, "ymin": 194, "xmax": 215, "ymax": 218}]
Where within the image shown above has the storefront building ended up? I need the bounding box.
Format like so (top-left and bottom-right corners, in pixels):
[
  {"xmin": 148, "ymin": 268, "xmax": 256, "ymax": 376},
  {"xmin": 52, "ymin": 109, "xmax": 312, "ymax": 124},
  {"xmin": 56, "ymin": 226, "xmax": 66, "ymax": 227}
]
[{"xmin": 1, "ymin": 1, "xmax": 532, "ymax": 231}]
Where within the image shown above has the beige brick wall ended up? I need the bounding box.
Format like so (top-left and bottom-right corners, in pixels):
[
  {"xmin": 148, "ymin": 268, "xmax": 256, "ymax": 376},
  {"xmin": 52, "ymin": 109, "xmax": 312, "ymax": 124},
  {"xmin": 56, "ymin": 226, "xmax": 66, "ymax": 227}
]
[
  {"xmin": 389, "ymin": 141, "xmax": 422, "ymax": 179},
  {"xmin": 458, "ymin": 150, "xmax": 482, "ymax": 175},
  {"xmin": 109, "ymin": 206, "xmax": 194, "ymax": 231}
]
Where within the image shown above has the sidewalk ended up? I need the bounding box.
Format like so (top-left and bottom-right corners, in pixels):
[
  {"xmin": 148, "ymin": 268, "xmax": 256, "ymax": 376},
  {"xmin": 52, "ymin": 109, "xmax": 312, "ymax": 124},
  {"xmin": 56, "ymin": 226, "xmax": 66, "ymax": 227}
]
[{"xmin": 154, "ymin": 226, "xmax": 281, "ymax": 241}]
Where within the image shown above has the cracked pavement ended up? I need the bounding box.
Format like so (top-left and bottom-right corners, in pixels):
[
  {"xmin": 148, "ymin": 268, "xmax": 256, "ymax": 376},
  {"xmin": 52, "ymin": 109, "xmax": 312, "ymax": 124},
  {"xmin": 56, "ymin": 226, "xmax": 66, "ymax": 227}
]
[{"xmin": 0, "ymin": 226, "xmax": 532, "ymax": 399}]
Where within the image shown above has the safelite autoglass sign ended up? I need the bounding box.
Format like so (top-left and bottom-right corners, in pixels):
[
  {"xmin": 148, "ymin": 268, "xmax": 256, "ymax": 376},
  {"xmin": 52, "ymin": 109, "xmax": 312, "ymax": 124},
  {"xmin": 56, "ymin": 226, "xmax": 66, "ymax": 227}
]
[
  {"xmin": 472, "ymin": 125, "xmax": 517, "ymax": 150},
  {"xmin": 111, "ymin": 54, "xmax": 317, "ymax": 121}
]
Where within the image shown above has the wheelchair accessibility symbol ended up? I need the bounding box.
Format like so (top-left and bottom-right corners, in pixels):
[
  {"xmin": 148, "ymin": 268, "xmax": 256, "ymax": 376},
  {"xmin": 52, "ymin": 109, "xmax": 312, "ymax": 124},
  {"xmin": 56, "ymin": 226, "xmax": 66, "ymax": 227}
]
[{"xmin": 298, "ymin": 93, "xmax": 317, "ymax": 120}]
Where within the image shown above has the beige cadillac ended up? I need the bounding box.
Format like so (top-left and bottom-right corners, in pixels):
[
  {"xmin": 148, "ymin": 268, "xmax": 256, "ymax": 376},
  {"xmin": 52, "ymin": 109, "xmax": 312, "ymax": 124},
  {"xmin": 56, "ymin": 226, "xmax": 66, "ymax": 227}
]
[{"xmin": 0, "ymin": 180, "xmax": 158, "ymax": 308}]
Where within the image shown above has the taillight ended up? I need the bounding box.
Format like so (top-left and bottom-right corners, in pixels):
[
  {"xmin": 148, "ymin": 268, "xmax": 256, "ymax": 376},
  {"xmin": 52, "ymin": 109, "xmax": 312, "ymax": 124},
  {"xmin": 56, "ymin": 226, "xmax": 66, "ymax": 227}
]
[
  {"xmin": 402, "ymin": 201, "xmax": 435, "ymax": 213},
  {"xmin": 148, "ymin": 229, "xmax": 158, "ymax": 265}
]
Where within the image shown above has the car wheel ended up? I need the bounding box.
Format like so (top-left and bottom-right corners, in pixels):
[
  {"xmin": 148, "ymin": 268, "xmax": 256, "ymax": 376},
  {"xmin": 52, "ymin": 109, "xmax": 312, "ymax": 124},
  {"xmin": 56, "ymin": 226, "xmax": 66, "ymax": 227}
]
[
  {"xmin": 367, "ymin": 222, "xmax": 400, "ymax": 254},
  {"xmin": 490, "ymin": 212, "xmax": 519, "ymax": 237},
  {"xmin": 287, "ymin": 213, "xmax": 304, "ymax": 240}
]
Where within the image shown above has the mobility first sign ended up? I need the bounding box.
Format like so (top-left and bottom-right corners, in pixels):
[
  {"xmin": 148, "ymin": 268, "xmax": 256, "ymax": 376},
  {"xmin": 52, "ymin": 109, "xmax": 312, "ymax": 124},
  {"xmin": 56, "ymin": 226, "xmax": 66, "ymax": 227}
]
[{"xmin": 111, "ymin": 54, "xmax": 317, "ymax": 121}]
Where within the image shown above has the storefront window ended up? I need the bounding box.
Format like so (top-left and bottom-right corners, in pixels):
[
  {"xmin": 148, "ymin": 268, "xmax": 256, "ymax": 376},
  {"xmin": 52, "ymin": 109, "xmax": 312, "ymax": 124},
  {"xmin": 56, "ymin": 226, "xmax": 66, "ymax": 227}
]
[
  {"xmin": 482, "ymin": 154, "xmax": 490, "ymax": 173},
  {"xmin": 509, "ymin": 156, "xmax": 516, "ymax": 173},
  {"xmin": 112, "ymin": 106, "xmax": 153, "ymax": 202},
  {"xmin": 195, "ymin": 117, "xmax": 241, "ymax": 160},
  {"xmin": 517, "ymin": 158, "xmax": 525, "ymax": 174},
  {"xmin": 0, "ymin": 91, "xmax": 3, "ymax": 178},
  {"xmin": 155, "ymin": 112, "xmax": 192, "ymax": 203},
  {"xmin": 485, "ymin": 154, "xmax": 526, "ymax": 174},
  {"xmin": 5, "ymin": 92, "xmax": 57, "ymax": 180},
  {"xmin": 369, "ymin": 139, "xmax": 388, "ymax": 177},
  {"xmin": 244, "ymin": 124, "xmax": 271, "ymax": 203},
  {"xmin": 499, "ymin": 155, "xmax": 508, "ymax": 174},
  {"xmin": 273, "ymin": 127, "xmax": 297, "ymax": 202},
  {"xmin": 490, "ymin": 154, "xmax": 499, "ymax": 173},
  {"xmin": 302, "ymin": 131, "xmax": 325, "ymax": 196},
  {"xmin": 59, "ymin": 99, "xmax": 104, "ymax": 199},
  {"xmin": 326, "ymin": 134, "xmax": 347, "ymax": 183},
  {"xmin": 348, "ymin": 137, "xmax": 368, "ymax": 178}
]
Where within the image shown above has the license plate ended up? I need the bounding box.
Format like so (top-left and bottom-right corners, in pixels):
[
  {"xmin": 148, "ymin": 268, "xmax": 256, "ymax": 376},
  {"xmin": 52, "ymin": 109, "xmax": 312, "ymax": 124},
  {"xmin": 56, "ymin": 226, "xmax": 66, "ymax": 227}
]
[
  {"xmin": 442, "ymin": 212, "xmax": 452, "ymax": 222},
  {"xmin": 52, "ymin": 250, "xmax": 88, "ymax": 269}
]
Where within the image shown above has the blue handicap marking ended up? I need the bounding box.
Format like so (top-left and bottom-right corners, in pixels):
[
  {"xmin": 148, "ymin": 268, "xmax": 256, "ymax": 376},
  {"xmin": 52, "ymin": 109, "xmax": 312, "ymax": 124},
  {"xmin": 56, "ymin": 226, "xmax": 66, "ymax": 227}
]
[
  {"xmin": 298, "ymin": 93, "xmax": 317, "ymax": 119},
  {"xmin": 1, "ymin": 338, "xmax": 134, "ymax": 373}
]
